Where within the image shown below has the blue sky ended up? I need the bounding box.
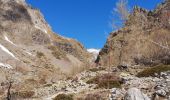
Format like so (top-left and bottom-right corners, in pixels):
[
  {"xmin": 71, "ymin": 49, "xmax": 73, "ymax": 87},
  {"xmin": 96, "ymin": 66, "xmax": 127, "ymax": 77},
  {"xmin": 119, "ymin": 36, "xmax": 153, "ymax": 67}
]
[{"xmin": 26, "ymin": 0, "xmax": 162, "ymax": 49}]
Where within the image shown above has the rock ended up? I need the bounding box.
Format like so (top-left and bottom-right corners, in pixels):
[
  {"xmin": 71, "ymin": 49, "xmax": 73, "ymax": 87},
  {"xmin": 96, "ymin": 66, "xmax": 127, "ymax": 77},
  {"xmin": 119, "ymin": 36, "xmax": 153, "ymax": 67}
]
[
  {"xmin": 153, "ymin": 94, "xmax": 166, "ymax": 100},
  {"xmin": 155, "ymin": 89, "xmax": 167, "ymax": 97},
  {"xmin": 160, "ymin": 72, "xmax": 169, "ymax": 79},
  {"xmin": 117, "ymin": 65, "xmax": 128, "ymax": 71},
  {"xmin": 120, "ymin": 72, "xmax": 131, "ymax": 78},
  {"xmin": 110, "ymin": 88, "xmax": 126, "ymax": 100},
  {"xmin": 124, "ymin": 88, "xmax": 150, "ymax": 100}
]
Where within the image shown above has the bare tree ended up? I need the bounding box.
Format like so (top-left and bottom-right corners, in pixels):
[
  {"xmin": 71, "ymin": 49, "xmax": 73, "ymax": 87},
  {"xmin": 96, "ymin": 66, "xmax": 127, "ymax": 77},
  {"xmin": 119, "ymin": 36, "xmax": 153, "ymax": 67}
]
[
  {"xmin": 116, "ymin": 0, "xmax": 129, "ymax": 21},
  {"xmin": 111, "ymin": 0, "xmax": 130, "ymax": 29},
  {"xmin": 7, "ymin": 81, "xmax": 13, "ymax": 100},
  {"xmin": 110, "ymin": 0, "xmax": 130, "ymax": 66},
  {"xmin": 6, "ymin": 69, "xmax": 14, "ymax": 100}
]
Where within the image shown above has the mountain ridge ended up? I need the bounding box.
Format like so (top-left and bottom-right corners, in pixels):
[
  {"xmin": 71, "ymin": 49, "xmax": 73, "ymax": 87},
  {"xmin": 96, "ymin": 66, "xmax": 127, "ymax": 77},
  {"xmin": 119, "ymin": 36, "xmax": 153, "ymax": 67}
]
[
  {"xmin": 96, "ymin": 0, "xmax": 170, "ymax": 67},
  {"xmin": 0, "ymin": 0, "xmax": 92, "ymax": 98}
]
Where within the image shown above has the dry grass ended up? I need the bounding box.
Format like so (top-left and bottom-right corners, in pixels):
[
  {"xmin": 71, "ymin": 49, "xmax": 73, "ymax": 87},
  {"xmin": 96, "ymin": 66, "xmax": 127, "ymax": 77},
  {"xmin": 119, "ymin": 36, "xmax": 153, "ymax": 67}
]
[
  {"xmin": 53, "ymin": 94, "xmax": 73, "ymax": 100},
  {"xmin": 84, "ymin": 94, "xmax": 105, "ymax": 100},
  {"xmin": 11, "ymin": 91, "xmax": 35, "ymax": 99},
  {"xmin": 69, "ymin": 65, "xmax": 86, "ymax": 77},
  {"xmin": 48, "ymin": 45, "xmax": 66, "ymax": 59},
  {"xmin": 89, "ymin": 67, "xmax": 106, "ymax": 72},
  {"xmin": 86, "ymin": 73, "xmax": 121, "ymax": 89},
  {"xmin": 36, "ymin": 51, "xmax": 45, "ymax": 58},
  {"xmin": 137, "ymin": 65, "xmax": 170, "ymax": 77}
]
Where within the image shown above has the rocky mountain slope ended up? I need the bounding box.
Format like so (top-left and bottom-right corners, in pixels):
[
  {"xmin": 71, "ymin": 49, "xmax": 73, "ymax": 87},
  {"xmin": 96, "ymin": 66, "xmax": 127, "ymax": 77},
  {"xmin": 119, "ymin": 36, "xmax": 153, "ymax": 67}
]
[
  {"xmin": 0, "ymin": 0, "xmax": 91, "ymax": 99},
  {"xmin": 96, "ymin": 0, "xmax": 170, "ymax": 67}
]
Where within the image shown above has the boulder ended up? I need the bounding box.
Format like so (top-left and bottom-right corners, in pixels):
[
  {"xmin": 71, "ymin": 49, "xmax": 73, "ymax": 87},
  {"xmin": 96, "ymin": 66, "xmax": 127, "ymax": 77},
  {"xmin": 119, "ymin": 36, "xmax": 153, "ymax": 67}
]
[
  {"xmin": 124, "ymin": 88, "xmax": 150, "ymax": 100},
  {"xmin": 155, "ymin": 89, "xmax": 166, "ymax": 97},
  {"xmin": 110, "ymin": 88, "xmax": 126, "ymax": 100}
]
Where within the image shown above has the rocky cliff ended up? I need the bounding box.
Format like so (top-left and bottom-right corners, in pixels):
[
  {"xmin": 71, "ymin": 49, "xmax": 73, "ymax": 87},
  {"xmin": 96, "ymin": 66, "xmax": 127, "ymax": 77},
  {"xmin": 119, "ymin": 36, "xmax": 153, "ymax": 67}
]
[
  {"xmin": 0, "ymin": 0, "xmax": 91, "ymax": 98},
  {"xmin": 96, "ymin": 0, "xmax": 170, "ymax": 67}
]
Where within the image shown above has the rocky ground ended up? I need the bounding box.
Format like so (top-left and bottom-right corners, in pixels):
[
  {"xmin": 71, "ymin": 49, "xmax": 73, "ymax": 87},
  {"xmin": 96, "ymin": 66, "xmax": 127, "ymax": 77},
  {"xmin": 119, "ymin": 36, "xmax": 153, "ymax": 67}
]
[{"xmin": 22, "ymin": 66, "xmax": 170, "ymax": 100}]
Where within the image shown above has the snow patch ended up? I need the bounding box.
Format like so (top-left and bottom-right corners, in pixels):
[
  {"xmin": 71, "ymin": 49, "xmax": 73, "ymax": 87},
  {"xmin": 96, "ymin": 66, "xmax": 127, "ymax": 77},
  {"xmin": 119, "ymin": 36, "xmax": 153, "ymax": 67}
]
[
  {"xmin": 24, "ymin": 51, "xmax": 34, "ymax": 56},
  {"xmin": 58, "ymin": 34, "xmax": 72, "ymax": 40},
  {"xmin": 25, "ymin": 51, "xmax": 32, "ymax": 56},
  {"xmin": 35, "ymin": 25, "xmax": 47, "ymax": 34},
  {"xmin": 0, "ymin": 44, "xmax": 17, "ymax": 59},
  {"xmin": 0, "ymin": 63, "xmax": 12, "ymax": 69},
  {"xmin": 87, "ymin": 48, "xmax": 100, "ymax": 60},
  {"xmin": 35, "ymin": 25, "xmax": 52, "ymax": 40},
  {"xmin": 4, "ymin": 35, "xmax": 16, "ymax": 46},
  {"xmin": 87, "ymin": 48, "xmax": 100, "ymax": 54}
]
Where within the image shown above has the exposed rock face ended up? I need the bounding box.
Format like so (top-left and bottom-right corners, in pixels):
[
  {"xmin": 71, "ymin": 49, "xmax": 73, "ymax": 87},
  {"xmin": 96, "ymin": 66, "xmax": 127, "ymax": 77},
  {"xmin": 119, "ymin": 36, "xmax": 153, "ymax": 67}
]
[
  {"xmin": 96, "ymin": 0, "xmax": 170, "ymax": 67},
  {"xmin": 0, "ymin": 0, "xmax": 90, "ymax": 98}
]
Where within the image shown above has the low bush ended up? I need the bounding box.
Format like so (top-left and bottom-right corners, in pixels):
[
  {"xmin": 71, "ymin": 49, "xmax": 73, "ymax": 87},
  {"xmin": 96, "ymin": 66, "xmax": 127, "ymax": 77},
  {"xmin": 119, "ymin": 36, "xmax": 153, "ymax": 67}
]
[
  {"xmin": 53, "ymin": 94, "xmax": 73, "ymax": 100},
  {"xmin": 85, "ymin": 94, "xmax": 104, "ymax": 100},
  {"xmin": 97, "ymin": 80, "xmax": 121, "ymax": 89},
  {"xmin": 137, "ymin": 65, "xmax": 170, "ymax": 77},
  {"xmin": 44, "ymin": 83, "xmax": 52, "ymax": 87},
  {"xmin": 36, "ymin": 51, "xmax": 44, "ymax": 58},
  {"xmin": 89, "ymin": 67, "xmax": 106, "ymax": 72},
  {"xmin": 11, "ymin": 91, "xmax": 35, "ymax": 99},
  {"xmin": 86, "ymin": 73, "xmax": 121, "ymax": 89},
  {"xmin": 86, "ymin": 77, "xmax": 98, "ymax": 84},
  {"xmin": 48, "ymin": 45, "xmax": 66, "ymax": 59}
]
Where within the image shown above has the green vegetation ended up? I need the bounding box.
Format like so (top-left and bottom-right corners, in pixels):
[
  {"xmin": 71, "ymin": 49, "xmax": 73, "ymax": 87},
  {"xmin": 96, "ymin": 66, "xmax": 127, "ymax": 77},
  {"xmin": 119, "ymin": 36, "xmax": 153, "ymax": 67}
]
[
  {"xmin": 89, "ymin": 67, "xmax": 106, "ymax": 72},
  {"xmin": 36, "ymin": 51, "xmax": 45, "ymax": 58},
  {"xmin": 137, "ymin": 65, "xmax": 170, "ymax": 77},
  {"xmin": 53, "ymin": 94, "xmax": 73, "ymax": 100},
  {"xmin": 86, "ymin": 74, "xmax": 121, "ymax": 89}
]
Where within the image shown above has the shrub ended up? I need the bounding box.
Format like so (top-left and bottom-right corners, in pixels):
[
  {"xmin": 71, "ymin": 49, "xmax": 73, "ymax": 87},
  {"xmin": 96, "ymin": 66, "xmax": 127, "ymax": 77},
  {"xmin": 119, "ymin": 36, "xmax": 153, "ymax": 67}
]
[
  {"xmin": 11, "ymin": 91, "xmax": 35, "ymax": 99},
  {"xmin": 85, "ymin": 94, "xmax": 104, "ymax": 100},
  {"xmin": 36, "ymin": 51, "xmax": 44, "ymax": 58},
  {"xmin": 86, "ymin": 73, "xmax": 121, "ymax": 89},
  {"xmin": 53, "ymin": 94, "xmax": 73, "ymax": 100},
  {"xmin": 86, "ymin": 77, "xmax": 98, "ymax": 84},
  {"xmin": 52, "ymin": 52, "xmax": 61, "ymax": 59},
  {"xmin": 97, "ymin": 80, "xmax": 121, "ymax": 89},
  {"xmin": 137, "ymin": 65, "xmax": 170, "ymax": 77},
  {"xmin": 44, "ymin": 84, "xmax": 52, "ymax": 87},
  {"xmin": 48, "ymin": 45, "xmax": 66, "ymax": 59},
  {"xmin": 89, "ymin": 67, "xmax": 106, "ymax": 72}
]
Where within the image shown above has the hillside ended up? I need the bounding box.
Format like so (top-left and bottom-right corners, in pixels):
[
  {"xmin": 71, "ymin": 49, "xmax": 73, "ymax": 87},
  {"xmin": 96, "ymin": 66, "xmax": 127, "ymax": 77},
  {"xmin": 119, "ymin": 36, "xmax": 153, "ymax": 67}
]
[
  {"xmin": 0, "ymin": 0, "xmax": 91, "ymax": 99},
  {"xmin": 96, "ymin": 0, "xmax": 170, "ymax": 67}
]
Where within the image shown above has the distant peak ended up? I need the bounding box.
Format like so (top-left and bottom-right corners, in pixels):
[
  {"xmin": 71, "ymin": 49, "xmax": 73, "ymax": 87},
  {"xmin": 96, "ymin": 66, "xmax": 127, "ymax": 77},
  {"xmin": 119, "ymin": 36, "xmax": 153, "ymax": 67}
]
[{"xmin": 87, "ymin": 48, "xmax": 100, "ymax": 54}]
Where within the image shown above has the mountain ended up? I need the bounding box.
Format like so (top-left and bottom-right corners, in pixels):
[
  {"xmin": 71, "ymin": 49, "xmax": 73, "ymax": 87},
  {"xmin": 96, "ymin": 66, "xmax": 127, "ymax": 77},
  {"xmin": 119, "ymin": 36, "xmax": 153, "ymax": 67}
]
[
  {"xmin": 87, "ymin": 48, "xmax": 100, "ymax": 61},
  {"xmin": 0, "ymin": 0, "xmax": 91, "ymax": 98},
  {"xmin": 96, "ymin": 0, "xmax": 170, "ymax": 67}
]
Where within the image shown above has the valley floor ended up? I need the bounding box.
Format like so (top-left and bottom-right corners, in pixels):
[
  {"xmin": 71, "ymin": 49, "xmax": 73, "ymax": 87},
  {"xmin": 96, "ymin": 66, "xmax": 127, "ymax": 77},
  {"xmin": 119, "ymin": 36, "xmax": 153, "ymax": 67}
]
[{"xmin": 30, "ymin": 66, "xmax": 170, "ymax": 100}]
